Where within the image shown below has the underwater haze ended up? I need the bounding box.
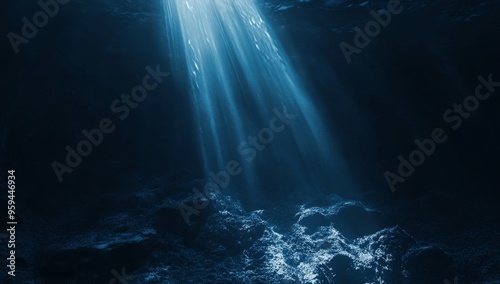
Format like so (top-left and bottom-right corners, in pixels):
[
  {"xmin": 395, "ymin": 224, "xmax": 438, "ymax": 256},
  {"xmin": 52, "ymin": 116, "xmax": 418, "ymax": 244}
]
[{"xmin": 2, "ymin": 0, "xmax": 500, "ymax": 283}]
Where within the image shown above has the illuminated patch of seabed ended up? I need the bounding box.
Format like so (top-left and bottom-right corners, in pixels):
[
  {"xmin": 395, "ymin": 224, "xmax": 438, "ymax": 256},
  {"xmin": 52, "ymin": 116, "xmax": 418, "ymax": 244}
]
[
  {"xmin": 164, "ymin": 0, "xmax": 351, "ymax": 198},
  {"xmin": 256, "ymin": 224, "xmax": 394, "ymax": 283}
]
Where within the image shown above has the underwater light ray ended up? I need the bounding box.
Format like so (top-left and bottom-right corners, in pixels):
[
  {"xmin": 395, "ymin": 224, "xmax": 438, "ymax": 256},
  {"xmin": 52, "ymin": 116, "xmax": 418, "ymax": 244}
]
[{"xmin": 164, "ymin": 0, "xmax": 351, "ymax": 201}]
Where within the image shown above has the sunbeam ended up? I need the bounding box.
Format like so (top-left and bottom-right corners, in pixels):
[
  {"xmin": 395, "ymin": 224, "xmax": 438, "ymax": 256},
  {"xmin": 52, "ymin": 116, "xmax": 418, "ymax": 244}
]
[{"xmin": 164, "ymin": 0, "xmax": 351, "ymax": 203}]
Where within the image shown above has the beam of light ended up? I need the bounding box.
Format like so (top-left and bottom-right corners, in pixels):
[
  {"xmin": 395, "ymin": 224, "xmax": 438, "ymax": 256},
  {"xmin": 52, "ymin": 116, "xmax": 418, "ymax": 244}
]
[{"xmin": 163, "ymin": 0, "xmax": 351, "ymax": 203}]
